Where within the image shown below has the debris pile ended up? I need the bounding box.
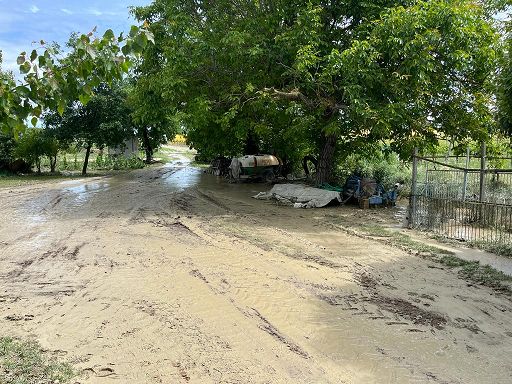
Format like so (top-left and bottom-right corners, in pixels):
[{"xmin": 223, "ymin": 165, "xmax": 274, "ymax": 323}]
[{"xmin": 253, "ymin": 184, "xmax": 342, "ymax": 208}]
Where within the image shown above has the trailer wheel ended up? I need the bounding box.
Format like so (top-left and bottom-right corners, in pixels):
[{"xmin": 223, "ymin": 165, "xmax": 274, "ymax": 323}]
[{"xmin": 262, "ymin": 169, "xmax": 275, "ymax": 183}]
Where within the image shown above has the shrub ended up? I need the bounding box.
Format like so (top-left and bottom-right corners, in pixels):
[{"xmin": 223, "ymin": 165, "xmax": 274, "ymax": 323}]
[
  {"xmin": 336, "ymin": 151, "xmax": 410, "ymax": 190},
  {"xmin": 0, "ymin": 337, "xmax": 75, "ymax": 384},
  {"xmin": 0, "ymin": 133, "xmax": 16, "ymax": 171}
]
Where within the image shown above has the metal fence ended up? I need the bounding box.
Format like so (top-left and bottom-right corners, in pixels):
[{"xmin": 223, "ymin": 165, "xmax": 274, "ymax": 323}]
[{"xmin": 409, "ymin": 147, "xmax": 512, "ymax": 244}]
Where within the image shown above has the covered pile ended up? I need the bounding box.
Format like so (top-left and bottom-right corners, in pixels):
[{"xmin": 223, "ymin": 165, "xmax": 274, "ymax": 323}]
[{"xmin": 253, "ymin": 184, "xmax": 342, "ymax": 208}]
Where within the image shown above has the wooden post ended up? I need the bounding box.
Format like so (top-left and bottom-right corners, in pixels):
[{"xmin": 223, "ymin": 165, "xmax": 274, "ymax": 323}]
[
  {"xmin": 462, "ymin": 147, "xmax": 470, "ymax": 201},
  {"xmin": 409, "ymin": 147, "xmax": 419, "ymax": 228},
  {"xmin": 479, "ymin": 142, "xmax": 486, "ymax": 203}
]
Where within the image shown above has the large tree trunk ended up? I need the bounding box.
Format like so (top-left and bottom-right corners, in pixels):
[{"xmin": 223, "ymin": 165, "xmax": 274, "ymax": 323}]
[
  {"xmin": 49, "ymin": 155, "xmax": 57, "ymax": 173},
  {"xmin": 82, "ymin": 144, "xmax": 92, "ymax": 176},
  {"xmin": 142, "ymin": 128, "xmax": 153, "ymax": 163},
  {"xmin": 314, "ymin": 133, "xmax": 337, "ymax": 185},
  {"xmin": 243, "ymin": 130, "xmax": 259, "ymax": 155}
]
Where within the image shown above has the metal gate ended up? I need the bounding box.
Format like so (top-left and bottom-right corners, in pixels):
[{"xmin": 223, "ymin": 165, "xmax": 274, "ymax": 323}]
[{"xmin": 409, "ymin": 146, "xmax": 512, "ymax": 244}]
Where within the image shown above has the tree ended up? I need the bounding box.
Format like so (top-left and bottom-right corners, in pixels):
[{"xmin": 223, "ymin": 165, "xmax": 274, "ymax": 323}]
[
  {"xmin": 45, "ymin": 83, "xmax": 134, "ymax": 175},
  {"xmin": 133, "ymin": 0, "xmax": 500, "ymax": 183},
  {"xmin": 0, "ymin": 52, "xmax": 24, "ymax": 137},
  {"xmin": 127, "ymin": 59, "xmax": 179, "ymax": 162},
  {"xmin": 498, "ymin": 19, "xmax": 512, "ymax": 139},
  {"xmin": 13, "ymin": 128, "xmax": 61, "ymax": 173},
  {"xmin": 14, "ymin": 129, "xmax": 47, "ymax": 173},
  {"xmin": 0, "ymin": 132, "xmax": 16, "ymax": 171},
  {"xmin": 0, "ymin": 26, "xmax": 153, "ymax": 137}
]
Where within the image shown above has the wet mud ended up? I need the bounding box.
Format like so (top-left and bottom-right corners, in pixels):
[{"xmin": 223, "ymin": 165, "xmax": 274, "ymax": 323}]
[{"xmin": 0, "ymin": 146, "xmax": 511, "ymax": 383}]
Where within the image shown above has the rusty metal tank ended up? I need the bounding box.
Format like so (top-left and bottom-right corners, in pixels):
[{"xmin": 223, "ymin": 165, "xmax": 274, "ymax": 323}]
[{"xmin": 229, "ymin": 155, "xmax": 281, "ymax": 181}]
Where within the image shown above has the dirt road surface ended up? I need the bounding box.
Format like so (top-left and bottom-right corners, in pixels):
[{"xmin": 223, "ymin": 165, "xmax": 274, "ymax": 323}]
[{"xmin": 1, "ymin": 147, "xmax": 511, "ymax": 383}]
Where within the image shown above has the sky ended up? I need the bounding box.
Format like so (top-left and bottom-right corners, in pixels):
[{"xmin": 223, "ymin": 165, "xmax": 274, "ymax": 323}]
[{"xmin": 0, "ymin": 0, "xmax": 150, "ymax": 76}]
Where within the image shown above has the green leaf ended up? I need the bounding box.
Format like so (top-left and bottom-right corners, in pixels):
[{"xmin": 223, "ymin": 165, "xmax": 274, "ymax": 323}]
[
  {"xmin": 30, "ymin": 50, "xmax": 37, "ymax": 62},
  {"xmin": 17, "ymin": 55, "xmax": 25, "ymax": 65},
  {"xmin": 38, "ymin": 55, "xmax": 46, "ymax": 67},
  {"xmin": 33, "ymin": 106, "xmax": 42, "ymax": 117},
  {"xmin": 20, "ymin": 62, "xmax": 31, "ymax": 74},
  {"xmin": 15, "ymin": 86, "xmax": 30, "ymax": 97},
  {"xmin": 79, "ymin": 93, "xmax": 91, "ymax": 105},
  {"xmin": 89, "ymin": 76, "xmax": 101, "ymax": 88},
  {"xmin": 121, "ymin": 60, "xmax": 131, "ymax": 73},
  {"xmin": 103, "ymin": 29, "xmax": 115, "ymax": 41},
  {"xmin": 121, "ymin": 43, "xmax": 131, "ymax": 56},
  {"xmin": 129, "ymin": 25, "xmax": 139, "ymax": 38},
  {"xmin": 57, "ymin": 100, "xmax": 65, "ymax": 116},
  {"xmin": 31, "ymin": 117, "xmax": 38, "ymax": 127}
]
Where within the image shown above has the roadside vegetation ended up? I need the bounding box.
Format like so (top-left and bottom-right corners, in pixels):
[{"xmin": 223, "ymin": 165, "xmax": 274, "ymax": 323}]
[
  {"xmin": 352, "ymin": 224, "xmax": 512, "ymax": 294},
  {"xmin": 430, "ymin": 234, "xmax": 512, "ymax": 260},
  {"xmin": 0, "ymin": 337, "xmax": 75, "ymax": 384}
]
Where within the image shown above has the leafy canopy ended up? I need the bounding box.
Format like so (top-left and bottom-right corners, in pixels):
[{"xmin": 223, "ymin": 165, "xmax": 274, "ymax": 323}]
[
  {"xmin": 132, "ymin": 0, "xmax": 500, "ymax": 163},
  {"xmin": 0, "ymin": 26, "xmax": 154, "ymax": 137}
]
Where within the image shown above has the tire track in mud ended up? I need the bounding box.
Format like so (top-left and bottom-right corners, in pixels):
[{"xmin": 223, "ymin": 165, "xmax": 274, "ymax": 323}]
[
  {"xmin": 194, "ymin": 188, "xmax": 233, "ymax": 213},
  {"xmin": 316, "ymin": 271, "xmax": 447, "ymax": 330},
  {"xmin": 150, "ymin": 218, "xmax": 200, "ymax": 237},
  {"xmin": 185, "ymin": 262, "xmax": 311, "ymax": 360},
  {"xmin": 250, "ymin": 308, "xmax": 310, "ymax": 359},
  {"xmin": 238, "ymin": 219, "xmax": 484, "ymax": 337},
  {"xmin": 198, "ymin": 209, "xmax": 512, "ymax": 382},
  {"xmin": 317, "ymin": 269, "xmax": 492, "ymax": 339},
  {"xmin": 305, "ymin": 271, "xmax": 461, "ymax": 383},
  {"xmin": 48, "ymin": 193, "xmax": 64, "ymax": 209},
  {"xmin": 3, "ymin": 155, "xmax": 512, "ymax": 383},
  {"xmin": 127, "ymin": 205, "xmax": 204, "ymax": 242},
  {"xmin": 207, "ymin": 216, "xmax": 350, "ymax": 270},
  {"xmin": 39, "ymin": 242, "xmax": 87, "ymax": 262},
  {"xmin": 130, "ymin": 298, "xmax": 242, "ymax": 382}
]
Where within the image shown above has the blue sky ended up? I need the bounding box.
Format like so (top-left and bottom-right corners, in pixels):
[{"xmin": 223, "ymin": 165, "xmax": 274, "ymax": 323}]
[{"xmin": 0, "ymin": 0, "xmax": 150, "ymax": 76}]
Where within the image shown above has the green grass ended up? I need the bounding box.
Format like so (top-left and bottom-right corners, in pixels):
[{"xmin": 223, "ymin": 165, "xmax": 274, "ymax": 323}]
[
  {"xmin": 0, "ymin": 337, "xmax": 75, "ymax": 384},
  {"xmin": 153, "ymin": 144, "xmax": 202, "ymax": 165},
  {"xmin": 430, "ymin": 234, "xmax": 512, "ymax": 259},
  {"xmin": 356, "ymin": 224, "xmax": 511, "ymax": 294},
  {"xmin": 357, "ymin": 224, "xmax": 394, "ymax": 237},
  {"xmin": 0, "ymin": 172, "xmax": 113, "ymax": 189},
  {"xmin": 0, "ymin": 174, "xmax": 76, "ymax": 188},
  {"xmin": 389, "ymin": 232, "xmax": 454, "ymax": 255},
  {"xmin": 439, "ymin": 255, "xmax": 512, "ymax": 293},
  {"xmin": 152, "ymin": 146, "xmax": 180, "ymax": 163},
  {"xmin": 357, "ymin": 225, "xmax": 454, "ymax": 255},
  {"xmin": 468, "ymin": 241, "xmax": 512, "ymax": 259}
]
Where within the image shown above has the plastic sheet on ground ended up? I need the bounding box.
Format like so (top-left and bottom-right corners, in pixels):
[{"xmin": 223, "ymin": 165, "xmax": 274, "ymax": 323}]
[{"xmin": 253, "ymin": 184, "xmax": 342, "ymax": 208}]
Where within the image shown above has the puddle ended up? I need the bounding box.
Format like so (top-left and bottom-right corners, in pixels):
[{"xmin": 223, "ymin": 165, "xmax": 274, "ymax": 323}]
[
  {"xmin": 63, "ymin": 182, "xmax": 111, "ymax": 208},
  {"xmin": 162, "ymin": 166, "xmax": 202, "ymax": 191}
]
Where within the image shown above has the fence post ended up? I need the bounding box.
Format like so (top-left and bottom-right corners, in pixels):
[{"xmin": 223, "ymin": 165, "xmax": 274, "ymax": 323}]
[
  {"xmin": 479, "ymin": 142, "xmax": 486, "ymax": 203},
  {"xmin": 462, "ymin": 147, "xmax": 470, "ymax": 201},
  {"xmin": 409, "ymin": 147, "xmax": 419, "ymax": 228}
]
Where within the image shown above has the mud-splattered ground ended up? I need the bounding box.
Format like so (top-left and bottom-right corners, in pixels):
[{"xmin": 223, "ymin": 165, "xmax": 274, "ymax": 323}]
[{"xmin": 1, "ymin": 146, "xmax": 511, "ymax": 384}]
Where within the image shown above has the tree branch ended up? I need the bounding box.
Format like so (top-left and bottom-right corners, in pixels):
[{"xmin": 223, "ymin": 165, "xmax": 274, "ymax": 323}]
[{"xmin": 262, "ymin": 87, "xmax": 347, "ymax": 113}]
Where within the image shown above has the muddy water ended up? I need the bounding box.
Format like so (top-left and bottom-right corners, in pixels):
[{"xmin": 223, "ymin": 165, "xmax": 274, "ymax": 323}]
[{"xmin": 1, "ymin": 146, "xmax": 512, "ymax": 383}]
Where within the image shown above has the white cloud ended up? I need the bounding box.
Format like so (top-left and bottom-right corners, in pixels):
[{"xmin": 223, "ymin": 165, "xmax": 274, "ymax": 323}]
[
  {"xmin": 30, "ymin": 5, "xmax": 40, "ymax": 13},
  {"xmin": 0, "ymin": 40, "xmax": 25, "ymax": 80},
  {"xmin": 61, "ymin": 8, "xmax": 73, "ymax": 15},
  {"xmin": 88, "ymin": 9, "xmax": 103, "ymax": 16}
]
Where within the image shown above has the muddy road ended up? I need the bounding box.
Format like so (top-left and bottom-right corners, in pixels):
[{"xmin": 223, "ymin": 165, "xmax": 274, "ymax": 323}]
[{"xmin": 1, "ymin": 147, "xmax": 511, "ymax": 383}]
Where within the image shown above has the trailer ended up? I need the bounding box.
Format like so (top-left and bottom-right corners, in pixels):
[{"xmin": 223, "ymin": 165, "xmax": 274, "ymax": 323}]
[{"xmin": 229, "ymin": 155, "xmax": 281, "ymax": 182}]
